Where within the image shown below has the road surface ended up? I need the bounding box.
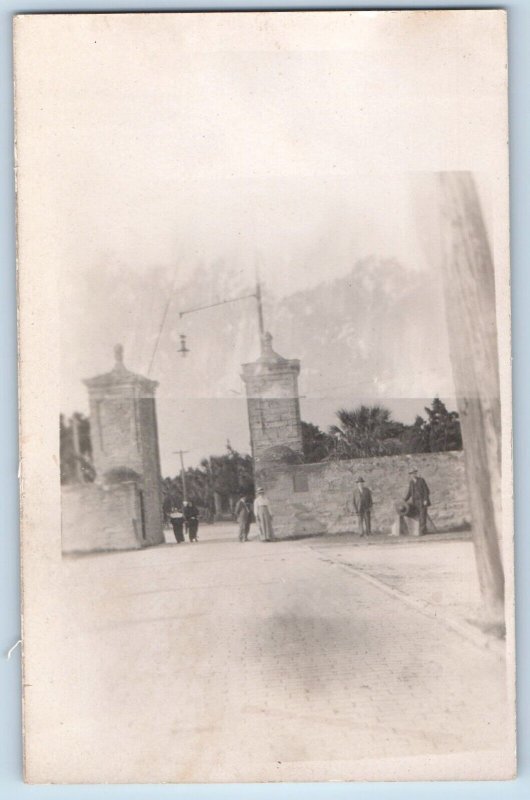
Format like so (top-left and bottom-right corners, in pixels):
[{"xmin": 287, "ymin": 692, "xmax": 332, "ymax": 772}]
[{"xmin": 30, "ymin": 523, "xmax": 513, "ymax": 782}]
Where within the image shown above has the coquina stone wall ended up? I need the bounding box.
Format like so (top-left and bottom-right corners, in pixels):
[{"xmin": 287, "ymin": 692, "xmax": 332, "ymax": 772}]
[
  {"xmin": 62, "ymin": 482, "xmax": 147, "ymax": 554},
  {"xmin": 84, "ymin": 347, "xmax": 165, "ymax": 549},
  {"xmin": 255, "ymin": 451, "xmax": 469, "ymax": 538}
]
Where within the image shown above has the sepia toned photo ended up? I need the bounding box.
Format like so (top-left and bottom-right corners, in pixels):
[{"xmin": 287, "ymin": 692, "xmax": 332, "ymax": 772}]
[{"xmin": 15, "ymin": 10, "xmax": 515, "ymax": 783}]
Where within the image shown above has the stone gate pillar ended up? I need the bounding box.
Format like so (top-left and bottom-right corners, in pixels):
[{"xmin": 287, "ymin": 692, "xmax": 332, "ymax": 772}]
[
  {"xmin": 241, "ymin": 332, "xmax": 303, "ymax": 465},
  {"xmin": 83, "ymin": 344, "xmax": 164, "ymax": 545}
]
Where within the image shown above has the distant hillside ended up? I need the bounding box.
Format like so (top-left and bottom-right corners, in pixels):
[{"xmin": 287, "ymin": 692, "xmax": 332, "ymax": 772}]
[
  {"xmin": 61, "ymin": 255, "xmax": 453, "ymax": 411},
  {"xmin": 268, "ymin": 256, "xmax": 453, "ymax": 401}
]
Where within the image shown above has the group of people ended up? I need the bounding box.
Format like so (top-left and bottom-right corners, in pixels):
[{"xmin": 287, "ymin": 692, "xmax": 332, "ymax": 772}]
[
  {"xmin": 167, "ymin": 468, "xmax": 431, "ymax": 545},
  {"xmin": 167, "ymin": 488, "xmax": 275, "ymax": 545},
  {"xmin": 241, "ymin": 469, "xmax": 430, "ymax": 542},
  {"xmin": 168, "ymin": 500, "xmax": 200, "ymax": 543},
  {"xmin": 234, "ymin": 487, "xmax": 275, "ymax": 542},
  {"xmin": 353, "ymin": 468, "xmax": 431, "ymax": 537}
]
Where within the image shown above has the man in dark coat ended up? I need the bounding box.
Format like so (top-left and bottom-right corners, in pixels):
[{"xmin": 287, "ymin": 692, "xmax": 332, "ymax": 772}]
[
  {"xmin": 353, "ymin": 477, "xmax": 373, "ymax": 537},
  {"xmin": 183, "ymin": 500, "xmax": 200, "ymax": 542},
  {"xmin": 404, "ymin": 468, "xmax": 431, "ymax": 535},
  {"xmin": 234, "ymin": 495, "xmax": 252, "ymax": 542}
]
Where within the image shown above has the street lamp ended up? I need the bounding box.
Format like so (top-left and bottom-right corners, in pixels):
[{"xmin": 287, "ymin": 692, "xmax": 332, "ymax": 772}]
[
  {"xmin": 178, "ymin": 273, "xmax": 265, "ymax": 352},
  {"xmin": 178, "ymin": 334, "xmax": 189, "ymax": 357}
]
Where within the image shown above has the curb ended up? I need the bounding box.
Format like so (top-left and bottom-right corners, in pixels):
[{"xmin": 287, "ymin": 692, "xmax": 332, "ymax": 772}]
[{"xmin": 315, "ymin": 553, "xmax": 505, "ymax": 659}]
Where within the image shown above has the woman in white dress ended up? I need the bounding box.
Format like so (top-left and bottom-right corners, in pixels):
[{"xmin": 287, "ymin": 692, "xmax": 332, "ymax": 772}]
[{"xmin": 253, "ymin": 487, "xmax": 274, "ymax": 542}]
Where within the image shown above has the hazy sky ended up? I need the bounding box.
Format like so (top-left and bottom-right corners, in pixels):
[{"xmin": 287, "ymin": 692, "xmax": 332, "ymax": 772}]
[
  {"xmin": 19, "ymin": 12, "xmax": 499, "ymax": 474},
  {"xmin": 58, "ymin": 170, "xmax": 465, "ymax": 473}
]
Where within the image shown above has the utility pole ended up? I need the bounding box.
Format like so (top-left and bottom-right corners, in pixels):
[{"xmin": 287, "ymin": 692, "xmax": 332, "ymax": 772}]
[
  {"xmin": 254, "ymin": 261, "xmax": 265, "ymax": 340},
  {"xmin": 173, "ymin": 450, "xmax": 189, "ymax": 502}
]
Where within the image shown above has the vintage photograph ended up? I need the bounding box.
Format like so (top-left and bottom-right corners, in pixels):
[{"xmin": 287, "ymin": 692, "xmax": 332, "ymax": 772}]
[{"xmin": 16, "ymin": 10, "xmax": 515, "ymax": 783}]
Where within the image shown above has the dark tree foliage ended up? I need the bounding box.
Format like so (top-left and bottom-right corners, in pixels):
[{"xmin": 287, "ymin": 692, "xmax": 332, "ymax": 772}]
[
  {"xmin": 162, "ymin": 443, "xmax": 254, "ymax": 518},
  {"xmin": 324, "ymin": 399, "xmax": 462, "ymax": 460},
  {"xmin": 59, "ymin": 413, "xmax": 95, "ymax": 484},
  {"xmin": 400, "ymin": 415, "xmax": 431, "ymax": 454},
  {"xmin": 301, "ymin": 421, "xmax": 334, "ymax": 463},
  {"xmin": 422, "ymin": 397, "xmax": 463, "ymax": 452}
]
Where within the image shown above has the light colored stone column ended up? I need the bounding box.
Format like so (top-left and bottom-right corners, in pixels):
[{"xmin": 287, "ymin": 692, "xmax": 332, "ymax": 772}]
[
  {"xmin": 241, "ymin": 332, "xmax": 303, "ymax": 465},
  {"xmin": 83, "ymin": 345, "xmax": 164, "ymax": 546}
]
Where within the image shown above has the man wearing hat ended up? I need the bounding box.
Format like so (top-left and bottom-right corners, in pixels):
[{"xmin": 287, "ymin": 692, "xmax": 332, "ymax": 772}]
[
  {"xmin": 404, "ymin": 468, "xmax": 431, "ymax": 535},
  {"xmin": 234, "ymin": 494, "xmax": 252, "ymax": 542},
  {"xmin": 183, "ymin": 499, "xmax": 200, "ymax": 542},
  {"xmin": 353, "ymin": 477, "xmax": 373, "ymax": 537}
]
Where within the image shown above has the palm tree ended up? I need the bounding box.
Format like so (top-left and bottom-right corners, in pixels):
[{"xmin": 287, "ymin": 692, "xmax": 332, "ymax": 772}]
[{"xmin": 329, "ymin": 404, "xmax": 403, "ymax": 458}]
